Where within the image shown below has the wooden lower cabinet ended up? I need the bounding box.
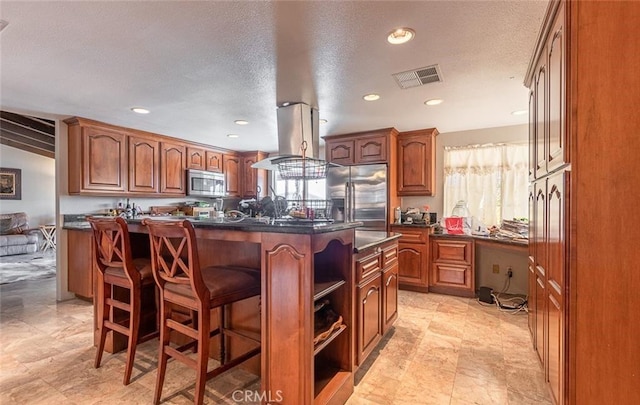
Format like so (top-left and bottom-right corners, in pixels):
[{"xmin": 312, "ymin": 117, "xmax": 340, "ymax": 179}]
[
  {"xmin": 392, "ymin": 225, "xmax": 430, "ymax": 292},
  {"xmin": 67, "ymin": 229, "xmax": 94, "ymax": 299},
  {"xmin": 356, "ymin": 272, "xmax": 382, "ymax": 365},
  {"xmin": 354, "ymin": 238, "xmax": 398, "ymax": 366},
  {"xmin": 429, "ymin": 237, "xmax": 475, "ymax": 297}
]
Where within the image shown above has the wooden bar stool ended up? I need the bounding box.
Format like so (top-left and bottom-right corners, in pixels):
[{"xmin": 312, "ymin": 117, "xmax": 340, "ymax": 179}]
[
  {"xmin": 143, "ymin": 219, "xmax": 261, "ymax": 405},
  {"xmin": 88, "ymin": 216, "xmax": 158, "ymax": 385}
]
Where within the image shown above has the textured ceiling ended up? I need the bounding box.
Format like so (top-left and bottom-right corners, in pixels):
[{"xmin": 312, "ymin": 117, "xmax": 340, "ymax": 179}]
[{"xmin": 0, "ymin": 1, "xmax": 548, "ymax": 153}]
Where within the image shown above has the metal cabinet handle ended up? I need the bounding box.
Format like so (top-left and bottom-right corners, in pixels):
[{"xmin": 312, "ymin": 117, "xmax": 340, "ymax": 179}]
[
  {"xmin": 363, "ymin": 286, "xmax": 379, "ymax": 304},
  {"xmin": 386, "ymin": 274, "xmax": 396, "ymax": 287}
]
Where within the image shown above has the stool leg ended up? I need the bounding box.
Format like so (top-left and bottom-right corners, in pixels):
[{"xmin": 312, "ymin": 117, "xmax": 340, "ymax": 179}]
[
  {"xmin": 94, "ymin": 281, "xmax": 110, "ymax": 369},
  {"xmin": 123, "ymin": 288, "xmax": 141, "ymax": 385},
  {"xmin": 194, "ymin": 307, "xmax": 210, "ymax": 405},
  {"xmin": 154, "ymin": 299, "xmax": 171, "ymax": 405},
  {"xmin": 219, "ymin": 306, "xmax": 226, "ymax": 366}
]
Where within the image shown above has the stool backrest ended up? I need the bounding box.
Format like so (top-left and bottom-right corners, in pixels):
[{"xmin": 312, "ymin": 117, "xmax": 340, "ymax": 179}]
[
  {"xmin": 87, "ymin": 216, "xmax": 139, "ymax": 284},
  {"xmin": 143, "ymin": 219, "xmax": 208, "ymax": 306}
]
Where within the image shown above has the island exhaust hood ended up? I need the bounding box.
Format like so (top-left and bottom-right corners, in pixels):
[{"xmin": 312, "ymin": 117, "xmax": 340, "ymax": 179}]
[{"xmin": 252, "ymin": 102, "xmax": 321, "ymax": 170}]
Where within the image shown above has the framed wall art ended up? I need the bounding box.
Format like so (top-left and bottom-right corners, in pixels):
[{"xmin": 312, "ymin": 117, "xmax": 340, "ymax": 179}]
[{"xmin": 0, "ymin": 168, "xmax": 22, "ymax": 200}]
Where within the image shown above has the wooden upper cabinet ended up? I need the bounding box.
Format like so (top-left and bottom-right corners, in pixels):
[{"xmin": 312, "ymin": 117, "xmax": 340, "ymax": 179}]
[
  {"xmin": 535, "ymin": 58, "xmax": 547, "ymax": 177},
  {"xmin": 326, "ymin": 139, "xmax": 355, "ymax": 165},
  {"xmin": 324, "ymin": 128, "xmax": 397, "ymax": 165},
  {"xmin": 66, "ymin": 117, "xmax": 127, "ymax": 194},
  {"xmin": 547, "ymin": 3, "xmax": 567, "ymax": 173},
  {"xmin": 241, "ymin": 151, "xmax": 267, "ymax": 199},
  {"xmin": 186, "ymin": 147, "xmax": 206, "ymax": 170},
  {"xmin": 160, "ymin": 141, "xmax": 186, "ymax": 195},
  {"xmin": 129, "ymin": 135, "xmax": 159, "ymax": 193},
  {"xmin": 397, "ymin": 128, "xmax": 438, "ymax": 196},
  {"xmin": 205, "ymin": 150, "xmax": 223, "ymax": 173},
  {"xmin": 355, "ymin": 135, "xmax": 387, "ymax": 163},
  {"xmin": 223, "ymin": 153, "xmax": 241, "ymax": 197}
]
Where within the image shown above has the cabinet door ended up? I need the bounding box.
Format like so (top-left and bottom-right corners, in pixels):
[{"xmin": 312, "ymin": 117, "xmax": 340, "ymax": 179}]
[
  {"xmin": 397, "ymin": 129, "xmax": 437, "ymax": 196},
  {"xmin": 529, "ymin": 89, "xmax": 537, "ymax": 180},
  {"xmin": 546, "ymin": 169, "xmax": 568, "ymax": 404},
  {"xmin": 355, "ymin": 135, "xmax": 386, "ymax": 163},
  {"xmin": 429, "ymin": 238, "xmax": 475, "ymax": 297},
  {"xmin": 67, "ymin": 230, "xmax": 94, "ymax": 298},
  {"xmin": 357, "ymin": 273, "xmax": 382, "ymax": 365},
  {"xmin": 535, "ymin": 58, "xmax": 547, "ymax": 177},
  {"xmin": 528, "ymin": 186, "xmax": 536, "ymax": 340},
  {"xmin": 160, "ymin": 142, "xmax": 186, "ymax": 195},
  {"xmin": 129, "ymin": 135, "xmax": 159, "ymax": 193},
  {"xmin": 382, "ymin": 264, "xmax": 398, "ymax": 333},
  {"xmin": 223, "ymin": 154, "xmax": 241, "ymax": 197},
  {"xmin": 397, "ymin": 243, "xmax": 427, "ymax": 287},
  {"xmin": 241, "ymin": 153, "xmax": 267, "ymax": 198},
  {"xmin": 186, "ymin": 147, "xmax": 206, "ymax": 170},
  {"xmin": 82, "ymin": 126, "xmax": 127, "ymax": 192},
  {"xmin": 326, "ymin": 140, "xmax": 355, "ymax": 165},
  {"xmin": 205, "ymin": 150, "xmax": 223, "ymax": 173},
  {"xmin": 547, "ymin": 3, "xmax": 567, "ymax": 172}
]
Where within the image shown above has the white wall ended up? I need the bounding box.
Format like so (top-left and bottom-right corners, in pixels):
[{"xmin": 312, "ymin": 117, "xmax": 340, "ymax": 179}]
[
  {"xmin": 0, "ymin": 143, "xmax": 56, "ymax": 226},
  {"xmin": 401, "ymin": 124, "xmax": 528, "ymax": 219},
  {"xmin": 401, "ymin": 124, "xmax": 529, "ymax": 296}
]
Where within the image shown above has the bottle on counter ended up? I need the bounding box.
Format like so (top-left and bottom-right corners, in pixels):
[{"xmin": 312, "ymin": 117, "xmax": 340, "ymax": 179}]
[
  {"xmin": 125, "ymin": 198, "xmax": 133, "ymax": 219},
  {"xmin": 395, "ymin": 207, "xmax": 402, "ymax": 224}
]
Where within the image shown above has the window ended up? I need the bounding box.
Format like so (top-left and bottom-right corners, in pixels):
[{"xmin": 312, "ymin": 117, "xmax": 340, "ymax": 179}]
[
  {"xmin": 272, "ymin": 172, "xmax": 326, "ymax": 201},
  {"xmin": 443, "ymin": 143, "xmax": 528, "ymax": 227}
]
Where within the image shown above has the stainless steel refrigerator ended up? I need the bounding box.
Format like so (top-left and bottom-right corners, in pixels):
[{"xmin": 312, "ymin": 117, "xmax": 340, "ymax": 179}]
[{"xmin": 327, "ymin": 163, "xmax": 388, "ymax": 231}]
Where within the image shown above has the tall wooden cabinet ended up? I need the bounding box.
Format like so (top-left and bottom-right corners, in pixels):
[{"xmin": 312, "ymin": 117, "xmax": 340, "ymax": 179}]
[
  {"xmin": 159, "ymin": 141, "xmax": 186, "ymax": 195},
  {"xmin": 397, "ymin": 128, "xmax": 438, "ymax": 196},
  {"xmin": 525, "ymin": 1, "xmax": 640, "ymax": 404},
  {"xmin": 223, "ymin": 153, "xmax": 241, "ymax": 197}
]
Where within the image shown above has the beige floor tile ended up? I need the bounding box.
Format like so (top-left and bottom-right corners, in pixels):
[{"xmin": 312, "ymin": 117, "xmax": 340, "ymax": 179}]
[{"xmin": 1, "ymin": 277, "xmax": 551, "ymax": 404}]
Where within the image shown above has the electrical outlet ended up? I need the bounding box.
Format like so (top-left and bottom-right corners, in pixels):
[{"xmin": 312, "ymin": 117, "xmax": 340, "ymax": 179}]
[
  {"xmin": 507, "ymin": 266, "xmax": 513, "ymax": 278},
  {"xmin": 492, "ymin": 264, "xmax": 500, "ymax": 274}
]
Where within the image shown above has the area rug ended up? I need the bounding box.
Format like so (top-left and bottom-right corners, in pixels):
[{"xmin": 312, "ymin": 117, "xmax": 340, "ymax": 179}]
[{"xmin": 0, "ymin": 251, "xmax": 56, "ymax": 284}]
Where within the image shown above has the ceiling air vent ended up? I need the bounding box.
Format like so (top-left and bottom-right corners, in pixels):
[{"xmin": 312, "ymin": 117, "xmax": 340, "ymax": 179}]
[{"xmin": 392, "ymin": 64, "xmax": 443, "ymax": 89}]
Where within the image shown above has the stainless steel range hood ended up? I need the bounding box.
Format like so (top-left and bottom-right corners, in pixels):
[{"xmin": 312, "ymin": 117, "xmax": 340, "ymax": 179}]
[{"xmin": 252, "ymin": 103, "xmax": 320, "ymax": 170}]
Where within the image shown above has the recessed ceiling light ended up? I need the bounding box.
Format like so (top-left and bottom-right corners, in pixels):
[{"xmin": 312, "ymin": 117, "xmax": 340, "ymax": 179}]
[
  {"xmin": 131, "ymin": 107, "xmax": 150, "ymax": 114},
  {"xmin": 319, "ymin": 119, "xmax": 328, "ymax": 124},
  {"xmin": 511, "ymin": 110, "xmax": 528, "ymax": 116},
  {"xmin": 424, "ymin": 99, "xmax": 443, "ymax": 106},
  {"xmin": 387, "ymin": 27, "xmax": 415, "ymax": 45},
  {"xmin": 363, "ymin": 94, "xmax": 380, "ymax": 101},
  {"xmin": 234, "ymin": 120, "xmax": 249, "ymax": 125},
  {"xmin": 227, "ymin": 134, "xmax": 239, "ymax": 138}
]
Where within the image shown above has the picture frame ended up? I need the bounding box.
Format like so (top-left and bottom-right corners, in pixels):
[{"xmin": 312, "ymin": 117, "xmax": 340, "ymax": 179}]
[{"xmin": 0, "ymin": 168, "xmax": 22, "ymax": 200}]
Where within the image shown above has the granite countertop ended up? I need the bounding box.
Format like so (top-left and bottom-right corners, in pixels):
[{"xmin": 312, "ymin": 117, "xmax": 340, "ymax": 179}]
[
  {"xmin": 430, "ymin": 232, "xmax": 528, "ymax": 247},
  {"xmin": 390, "ymin": 223, "xmax": 437, "ymax": 228},
  {"xmin": 354, "ymin": 230, "xmax": 401, "ymax": 253},
  {"xmin": 62, "ymin": 214, "xmax": 363, "ymax": 235}
]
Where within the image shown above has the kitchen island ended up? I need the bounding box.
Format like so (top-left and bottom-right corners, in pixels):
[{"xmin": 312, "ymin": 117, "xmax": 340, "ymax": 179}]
[{"xmin": 64, "ymin": 216, "xmax": 399, "ymax": 404}]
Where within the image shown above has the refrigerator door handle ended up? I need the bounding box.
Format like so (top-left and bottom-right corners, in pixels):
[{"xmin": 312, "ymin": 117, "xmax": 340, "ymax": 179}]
[
  {"xmin": 344, "ymin": 182, "xmax": 351, "ymax": 222},
  {"xmin": 351, "ymin": 183, "xmax": 356, "ymax": 222}
]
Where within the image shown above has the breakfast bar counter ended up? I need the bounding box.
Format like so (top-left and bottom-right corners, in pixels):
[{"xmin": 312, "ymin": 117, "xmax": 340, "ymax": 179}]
[{"xmin": 64, "ymin": 216, "xmax": 371, "ymax": 404}]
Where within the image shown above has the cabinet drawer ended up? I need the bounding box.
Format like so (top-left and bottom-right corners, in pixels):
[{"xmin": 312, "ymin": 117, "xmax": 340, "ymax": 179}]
[
  {"xmin": 356, "ymin": 252, "xmax": 381, "ymax": 282},
  {"xmin": 395, "ymin": 229, "xmax": 428, "ymax": 244},
  {"xmin": 431, "ymin": 263, "xmax": 472, "ymax": 289},
  {"xmin": 381, "ymin": 244, "xmax": 398, "ymax": 269},
  {"xmin": 432, "ymin": 239, "xmax": 473, "ymax": 264}
]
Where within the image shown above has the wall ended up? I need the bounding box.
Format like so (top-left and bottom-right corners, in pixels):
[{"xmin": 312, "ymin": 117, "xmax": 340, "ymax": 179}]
[
  {"xmin": 401, "ymin": 124, "xmax": 528, "ymax": 219},
  {"xmin": 401, "ymin": 124, "xmax": 529, "ymax": 296},
  {"xmin": 0, "ymin": 143, "xmax": 56, "ymax": 226}
]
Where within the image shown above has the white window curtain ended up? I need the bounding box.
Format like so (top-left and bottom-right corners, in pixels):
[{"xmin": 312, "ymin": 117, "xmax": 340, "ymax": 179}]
[{"xmin": 443, "ymin": 143, "xmax": 528, "ymax": 227}]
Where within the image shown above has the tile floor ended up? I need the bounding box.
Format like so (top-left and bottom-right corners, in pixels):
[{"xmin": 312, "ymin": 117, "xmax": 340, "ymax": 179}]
[{"xmin": 0, "ymin": 277, "xmax": 550, "ymax": 404}]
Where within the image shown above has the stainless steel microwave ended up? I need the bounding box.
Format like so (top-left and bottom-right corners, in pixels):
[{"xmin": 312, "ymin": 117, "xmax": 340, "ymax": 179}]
[{"xmin": 186, "ymin": 169, "xmax": 226, "ymax": 197}]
